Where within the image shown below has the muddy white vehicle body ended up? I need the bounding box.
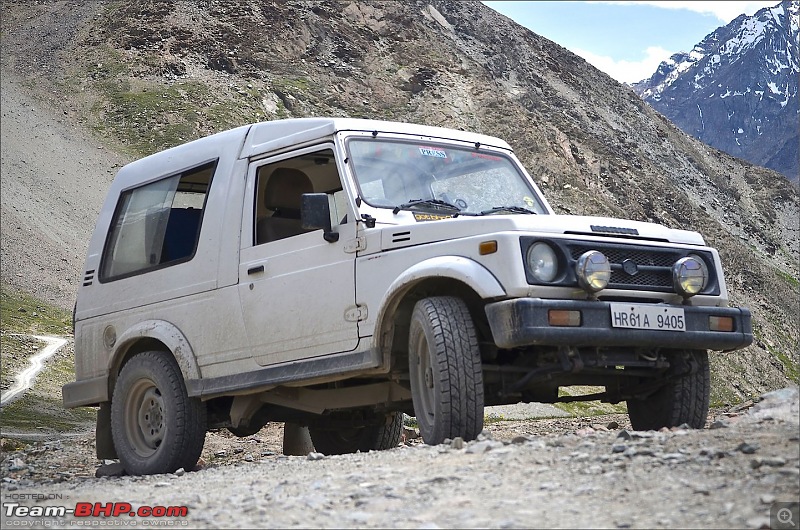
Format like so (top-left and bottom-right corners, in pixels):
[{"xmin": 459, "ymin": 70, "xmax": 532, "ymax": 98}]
[{"xmin": 64, "ymin": 118, "xmax": 752, "ymax": 474}]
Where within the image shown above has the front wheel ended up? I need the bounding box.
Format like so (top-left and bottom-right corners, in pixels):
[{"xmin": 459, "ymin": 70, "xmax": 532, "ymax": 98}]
[
  {"xmin": 309, "ymin": 412, "xmax": 403, "ymax": 455},
  {"xmin": 626, "ymin": 349, "xmax": 710, "ymax": 430},
  {"xmin": 111, "ymin": 351, "xmax": 206, "ymax": 475},
  {"xmin": 408, "ymin": 296, "xmax": 484, "ymax": 445}
]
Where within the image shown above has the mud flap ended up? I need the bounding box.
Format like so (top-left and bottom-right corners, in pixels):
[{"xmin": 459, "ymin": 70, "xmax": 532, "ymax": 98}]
[
  {"xmin": 283, "ymin": 422, "xmax": 314, "ymax": 456},
  {"xmin": 96, "ymin": 402, "xmax": 118, "ymax": 460}
]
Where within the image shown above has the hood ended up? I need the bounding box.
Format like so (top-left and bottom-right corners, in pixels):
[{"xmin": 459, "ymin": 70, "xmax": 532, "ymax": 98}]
[
  {"xmin": 523, "ymin": 214, "xmax": 706, "ymax": 245},
  {"xmin": 377, "ymin": 213, "xmax": 706, "ymax": 251}
]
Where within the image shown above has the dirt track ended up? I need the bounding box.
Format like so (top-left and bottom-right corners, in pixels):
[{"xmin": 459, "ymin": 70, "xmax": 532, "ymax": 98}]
[{"xmin": 2, "ymin": 390, "xmax": 798, "ymax": 529}]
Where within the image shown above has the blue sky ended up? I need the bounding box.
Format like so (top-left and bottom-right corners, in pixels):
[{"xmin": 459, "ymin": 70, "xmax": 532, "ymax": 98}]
[{"xmin": 482, "ymin": 1, "xmax": 778, "ymax": 83}]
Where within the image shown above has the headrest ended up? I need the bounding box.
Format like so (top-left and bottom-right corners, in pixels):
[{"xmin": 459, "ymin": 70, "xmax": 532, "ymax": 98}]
[{"xmin": 264, "ymin": 167, "xmax": 313, "ymax": 211}]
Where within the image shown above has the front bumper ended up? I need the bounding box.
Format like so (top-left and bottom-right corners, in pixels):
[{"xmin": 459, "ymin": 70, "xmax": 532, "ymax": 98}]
[{"xmin": 485, "ymin": 298, "xmax": 752, "ymax": 352}]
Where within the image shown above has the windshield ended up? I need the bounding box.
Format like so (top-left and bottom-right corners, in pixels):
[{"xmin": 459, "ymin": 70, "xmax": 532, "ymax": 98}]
[{"xmin": 347, "ymin": 139, "xmax": 547, "ymax": 215}]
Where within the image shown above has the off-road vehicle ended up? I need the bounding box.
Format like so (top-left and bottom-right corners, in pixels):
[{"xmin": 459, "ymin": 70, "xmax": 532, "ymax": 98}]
[{"xmin": 64, "ymin": 118, "xmax": 752, "ymax": 475}]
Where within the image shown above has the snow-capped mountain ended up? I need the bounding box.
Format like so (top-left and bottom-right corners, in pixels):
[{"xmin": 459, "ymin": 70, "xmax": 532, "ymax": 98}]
[{"xmin": 633, "ymin": 0, "xmax": 799, "ymax": 183}]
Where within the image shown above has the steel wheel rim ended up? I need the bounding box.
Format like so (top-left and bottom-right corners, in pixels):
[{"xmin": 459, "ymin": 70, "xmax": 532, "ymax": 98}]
[{"xmin": 124, "ymin": 378, "xmax": 165, "ymax": 457}]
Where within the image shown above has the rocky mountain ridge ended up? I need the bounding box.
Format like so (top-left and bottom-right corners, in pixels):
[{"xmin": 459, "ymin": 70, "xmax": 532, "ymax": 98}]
[
  {"xmin": 633, "ymin": 0, "xmax": 799, "ymax": 183},
  {"xmin": 1, "ymin": 0, "xmax": 798, "ymax": 401}
]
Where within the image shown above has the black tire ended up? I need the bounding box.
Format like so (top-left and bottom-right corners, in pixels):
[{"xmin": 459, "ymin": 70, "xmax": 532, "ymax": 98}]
[
  {"xmin": 627, "ymin": 349, "xmax": 710, "ymax": 430},
  {"xmin": 227, "ymin": 424, "xmax": 262, "ymax": 437},
  {"xmin": 309, "ymin": 412, "xmax": 403, "ymax": 455},
  {"xmin": 408, "ymin": 296, "xmax": 484, "ymax": 445},
  {"xmin": 111, "ymin": 351, "xmax": 206, "ymax": 475}
]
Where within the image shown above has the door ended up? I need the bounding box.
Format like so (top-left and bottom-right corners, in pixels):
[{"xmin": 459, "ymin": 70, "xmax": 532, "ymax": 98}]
[{"xmin": 237, "ymin": 146, "xmax": 361, "ymax": 366}]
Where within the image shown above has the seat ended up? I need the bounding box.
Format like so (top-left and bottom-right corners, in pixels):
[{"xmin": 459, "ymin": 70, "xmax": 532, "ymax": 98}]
[
  {"xmin": 161, "ymin": 207, "xmax": 202, "ymax": 262},
  {"xmin": 256, "ymin": 167, "xmax": 314, "ymax": 244}
]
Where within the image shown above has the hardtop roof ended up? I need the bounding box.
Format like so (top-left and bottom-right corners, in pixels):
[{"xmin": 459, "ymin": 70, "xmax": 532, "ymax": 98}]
[
  {"xmin": 242, "ymin": 117, "xmax": 513, "ymax": 158},
  {"xmin": 114, "ymin": 118, "xmax": 513, "ymax": 186}
]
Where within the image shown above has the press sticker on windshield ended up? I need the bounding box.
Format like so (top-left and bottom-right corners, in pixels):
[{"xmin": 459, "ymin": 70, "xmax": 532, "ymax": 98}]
[
  {"xmin": 413, "ymin": 212, "xmax": 454, "ymax": 222},
  {"xmin": 523, "ymin": 196, "xmax": 536, "ymax": 208},
  {"xmin": 419, "ymin": 146, "xmax": 448, "ymax": 158}
]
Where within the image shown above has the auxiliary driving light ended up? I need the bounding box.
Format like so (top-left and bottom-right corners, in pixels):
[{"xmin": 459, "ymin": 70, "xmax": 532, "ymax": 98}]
[
  {"xmin": 575, "ymin": 250, "xmax": 611, "ymax": 292},
  {"xmin": 672, "ymin": 256, "xmax": 708, "ymax": 297}
]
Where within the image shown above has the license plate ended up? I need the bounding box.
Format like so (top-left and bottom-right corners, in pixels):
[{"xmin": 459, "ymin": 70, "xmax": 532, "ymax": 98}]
[{"xmin": 609, "ymin": 303, "xmax": 686, "ymax": 332}]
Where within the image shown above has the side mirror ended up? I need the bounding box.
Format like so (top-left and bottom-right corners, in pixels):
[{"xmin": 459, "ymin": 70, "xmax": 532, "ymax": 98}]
[{"xmin": 301, "ymin": 193, "xmax": 339, "ymax": 242}]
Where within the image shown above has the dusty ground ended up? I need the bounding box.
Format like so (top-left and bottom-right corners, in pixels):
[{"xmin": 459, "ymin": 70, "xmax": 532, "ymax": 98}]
[{"xmin": 1, "ymin": 390, "xmax": 798, "ymax": 529}]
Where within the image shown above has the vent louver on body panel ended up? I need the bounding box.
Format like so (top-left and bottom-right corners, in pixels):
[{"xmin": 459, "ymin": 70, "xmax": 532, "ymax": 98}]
[
  {"xmin": 83, "ymin": 270, "xmax": 95, "ymax": 286},
  {"xmin": 392, "ymin": 231, "xmax": 411, "ymax": 244}
]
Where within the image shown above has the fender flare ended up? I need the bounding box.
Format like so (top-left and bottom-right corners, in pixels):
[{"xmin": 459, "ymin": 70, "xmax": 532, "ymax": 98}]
[
  {"xmin": 372, "ymin": 255, "xmax": 506, "ymax": 349},
  {"xmin": 111, "ymin": 319, "xmax": 200, "ymax": 384}
]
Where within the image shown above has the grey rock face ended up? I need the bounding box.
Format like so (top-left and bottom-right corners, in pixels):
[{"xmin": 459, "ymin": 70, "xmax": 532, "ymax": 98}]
[{"xmin": 633, "ymin": 1, "xmax": 799, "ymax": 183}]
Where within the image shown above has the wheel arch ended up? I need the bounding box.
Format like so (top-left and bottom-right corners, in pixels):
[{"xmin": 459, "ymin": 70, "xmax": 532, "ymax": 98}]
[
  {"xmin": 373, "ymin": 256, "xmax": 505, "ymax": 375},
  {"xmin": 108, "ymin": 320, "xmax": 200, "ymax": 399}
]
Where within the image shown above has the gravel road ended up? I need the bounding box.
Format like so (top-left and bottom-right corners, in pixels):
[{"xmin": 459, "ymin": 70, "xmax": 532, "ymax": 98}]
[{"xmin": 2, "ymin": 388, "xmax": 798, "ymax": 529}]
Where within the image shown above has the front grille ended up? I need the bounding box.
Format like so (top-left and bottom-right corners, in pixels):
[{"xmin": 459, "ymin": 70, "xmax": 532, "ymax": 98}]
[
  {"xmin": 567, "ymin": 244, "xmax": 681, "ymax": 267},
  {"xmin": 566, "ymin": 242, "xmax": 686, "ymax": 292},
  {"xmin": 609, "ymin": 269, "xmax": 672, "ymax": 288}
]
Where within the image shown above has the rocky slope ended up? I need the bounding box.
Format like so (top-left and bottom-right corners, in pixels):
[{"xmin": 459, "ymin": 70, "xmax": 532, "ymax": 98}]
[
  {"xmin": 0, "ymin": 0, "xmax": 797, "ymax": 403},
  {"xmin": 633, "ymin": 0, "xmax": 799, "ymax": 183}
]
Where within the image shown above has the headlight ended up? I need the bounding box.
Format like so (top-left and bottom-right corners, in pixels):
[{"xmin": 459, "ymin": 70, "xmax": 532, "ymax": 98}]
[
  {"xmin": 672, "ymin": 256, "xmax": 708, "ymax": 297},
  {"xmin": 527, "ymin": 242, "xmax": 558, "ymax": 282},
  {"xmin": 575, "ymin": 251, "xmax": 611, "ymax": 292}
]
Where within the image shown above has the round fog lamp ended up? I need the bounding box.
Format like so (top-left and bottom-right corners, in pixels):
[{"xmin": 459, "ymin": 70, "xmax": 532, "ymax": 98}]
[
  {"xmin": 575, "ymin": 251, "xmax": 611, "ymax": 292},
  {"xmin": 527, "ymin": 242, "xmax": 558, "ymax": 282},
  {"xmin": 673, "ymin": 256, "xmax": 708, "ymax": 297}
]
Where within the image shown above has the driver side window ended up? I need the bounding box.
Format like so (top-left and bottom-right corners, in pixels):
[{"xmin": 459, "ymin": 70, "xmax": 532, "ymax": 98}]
[{"xmin": 253, "ymin": 148, "xmax": 346, "ymax": 245}]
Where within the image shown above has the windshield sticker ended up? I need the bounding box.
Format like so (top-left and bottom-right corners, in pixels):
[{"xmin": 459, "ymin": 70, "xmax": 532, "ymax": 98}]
[
  {"xmin": 419, "ymin": 146, "xmax": 448, "ymax": 158},
  {"xmin": 523, "ymin": 196, "xmax": 536, "ymax": 208},
  {"xmin": 413, "ymin": 212, "xmax": 454, "ymax": 222},
  {"xmin": 470, "ymin": 152, "xmax": 502, "ymax": 161}
]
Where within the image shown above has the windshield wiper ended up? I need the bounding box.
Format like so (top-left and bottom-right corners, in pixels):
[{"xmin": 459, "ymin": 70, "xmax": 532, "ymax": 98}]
[
  {"xmin": 479, "ymin": 205, "xmax": 537, "ymax": 216},
  {"xmin": 393, "ymin": 199, "xmax": 462, "ymax": 214}
]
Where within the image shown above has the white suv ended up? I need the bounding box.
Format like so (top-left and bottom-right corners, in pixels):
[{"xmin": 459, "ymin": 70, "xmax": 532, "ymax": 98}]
[{"xmin": 63, "ymin": 118, "xmax": 752, "ymax": 475}]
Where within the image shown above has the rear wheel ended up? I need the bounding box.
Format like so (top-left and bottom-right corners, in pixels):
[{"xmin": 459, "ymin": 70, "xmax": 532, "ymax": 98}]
[
  {"xmin": 227, "ymin": 424, "xmax": 262, "ymax": 437},
  {"xmin": 111, "ymin": 351, "xmax": 206, "ymax": 475},
  {"xmin": 408, "ymin": 296, "xmax": 484, "ymax": 445},
  {"xmin": 626, "ymin": 349, "xmax": 710, "ymax": 430},
  {"xmin": 309, "ymin": 412, "xmax": 403, "ymax": 455}
]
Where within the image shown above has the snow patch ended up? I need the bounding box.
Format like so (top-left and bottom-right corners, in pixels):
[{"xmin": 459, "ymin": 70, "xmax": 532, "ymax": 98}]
[
  {"xmin": 697, "ymin": 104, "xmax": 704, "ymax": 131},
  {"xmin": 689, "ymin": 49, "xmax": 705, "ymax": 61}
]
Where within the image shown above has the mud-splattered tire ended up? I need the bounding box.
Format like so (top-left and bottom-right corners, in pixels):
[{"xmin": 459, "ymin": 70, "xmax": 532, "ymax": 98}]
[
  {"xmin": 627, "ymin": 349, "xmax": 710, "ymax": 430},
  {"xmin": 309, "ymin": 412, "xmax": 403, "ymax": 455},
  {"xmin": 111, "ymin": 351, "xmax": 206, "ymax": 475},
  {"xmin": 408, "ymin": 296, "xmax": 484, "ymax": 445}
]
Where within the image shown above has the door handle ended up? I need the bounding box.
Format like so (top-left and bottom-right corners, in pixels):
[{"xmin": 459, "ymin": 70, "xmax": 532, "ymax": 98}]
[{"xmin": 247, "ymin": 264, "xmax": 265, "ymax": 275}]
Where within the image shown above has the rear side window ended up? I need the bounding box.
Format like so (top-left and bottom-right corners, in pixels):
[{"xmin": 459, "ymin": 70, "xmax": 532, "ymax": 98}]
[{"xmin": 99, "ymin": 161, "xmax": 216, "ymax": 282}]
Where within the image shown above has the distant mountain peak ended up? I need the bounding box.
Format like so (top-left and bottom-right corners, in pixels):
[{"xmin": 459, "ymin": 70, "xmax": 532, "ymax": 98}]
[{"xmin": 634, "ymin": 0, "xmax": 799, "ymax": 183}]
